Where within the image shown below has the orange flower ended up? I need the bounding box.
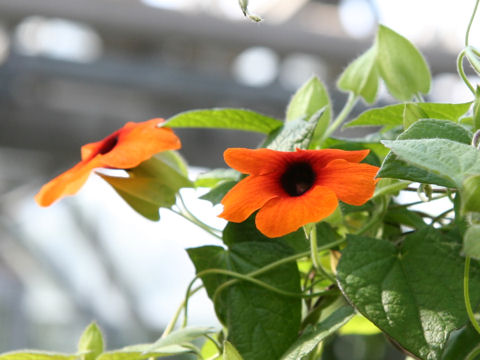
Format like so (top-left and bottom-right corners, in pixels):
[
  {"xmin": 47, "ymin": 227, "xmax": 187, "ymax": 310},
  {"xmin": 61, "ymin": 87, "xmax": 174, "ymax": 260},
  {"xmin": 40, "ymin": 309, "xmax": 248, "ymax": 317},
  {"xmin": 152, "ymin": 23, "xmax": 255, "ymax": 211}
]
[
  {"xmin": 219, "ymin": 148, "xmax": 379, "ymax": 238},
  {"xmin": 35, "ymin": 118, "xmax": 181, "ymax": 207}
]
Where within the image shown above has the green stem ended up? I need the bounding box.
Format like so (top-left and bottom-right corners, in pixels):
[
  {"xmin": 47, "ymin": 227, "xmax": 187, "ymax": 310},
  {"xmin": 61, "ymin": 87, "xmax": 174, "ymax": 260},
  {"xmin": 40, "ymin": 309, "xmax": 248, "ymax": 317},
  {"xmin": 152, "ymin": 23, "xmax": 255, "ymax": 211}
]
[
  {"xmin": 457, "ymin": 50, "xmax": 476, "ymax": 94},
  {"xmin": 371, "ymin": 181, "xmax": 410, "ymax": 200},
  {"xmin": 322, "ymin": 92, "xmax": 359, "ymax": 142},
  {"xmin": 182, "ymin": 239, "xmax": 345, "ymax": 327},
  {"xmin": 170, "ymin": 209, "xmax": 223, "ymax": 240},
  {"xmin": 466, "ymin": 0, "xmax": 480, "ymax": 46},
  {"xmin": 466, "ymin": 343, "xmax": 480, "ymax": 360},
  {"xmin": 161, "ymin": 285, "xmax": 203, "ymax": 338},
  {"xmin": 464, "ymin": 256, "xmax": 480, "ymax": 335},
  {"xmin": 309, "ymin": 226, "xmax": 336, "ymax": 282},
  {"xmin": 431, "ymin": 208, "xmax": 454, "ymax": 225}
]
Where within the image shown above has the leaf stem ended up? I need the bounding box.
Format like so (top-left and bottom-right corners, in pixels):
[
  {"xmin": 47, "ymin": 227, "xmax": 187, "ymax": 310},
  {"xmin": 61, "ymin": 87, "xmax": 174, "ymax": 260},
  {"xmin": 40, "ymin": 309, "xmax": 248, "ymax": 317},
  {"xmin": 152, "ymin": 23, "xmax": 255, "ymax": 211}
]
[
  {"xmin": 322, "ymin": 92, "xmax": 359, "ymax": 142},
  {"xmin": 466, "ymin": 0, "xmax": 480, "ymax": 46},
  {"xmin": 466, "ymin": 343, "xmax": 480, "ymax": 360},
  {"xmin": 161, "ymin": 285, "xmax": 203, "ymax": 338},
  {"xmin": 464, "ymin": 256, "xmax": 480, "ymax": 335},
  {"xmin": 309, "ymin": 226, "xmax": 336, "ymax": 282},
  {"xmin": 457, "ymin": 50, "xmax": 476, "ymax": 94}
]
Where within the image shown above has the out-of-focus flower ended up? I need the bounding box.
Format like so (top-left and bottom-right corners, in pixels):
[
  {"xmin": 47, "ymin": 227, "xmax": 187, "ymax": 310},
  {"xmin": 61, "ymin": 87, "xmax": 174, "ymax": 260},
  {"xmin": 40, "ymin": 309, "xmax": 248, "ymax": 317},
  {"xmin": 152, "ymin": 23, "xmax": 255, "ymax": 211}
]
[
  {"xmin": 35, "ymin": 118, "xmax": 181, "ymax": 207},
  {"xmin": 219, "ymin": 148, "xmax": 379, "ymax": 237}
]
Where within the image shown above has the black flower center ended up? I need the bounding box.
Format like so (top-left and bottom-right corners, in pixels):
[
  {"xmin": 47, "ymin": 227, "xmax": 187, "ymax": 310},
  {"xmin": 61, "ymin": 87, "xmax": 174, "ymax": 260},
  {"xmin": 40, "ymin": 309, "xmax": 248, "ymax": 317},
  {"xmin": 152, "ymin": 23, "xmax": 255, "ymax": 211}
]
[
  {"xmin": 280, "ymin": 162, "xmax": 316, "ymax": 197},
  {"xmin": 97, "ymin": 135, "xmax": 119, "ymax": 155}
]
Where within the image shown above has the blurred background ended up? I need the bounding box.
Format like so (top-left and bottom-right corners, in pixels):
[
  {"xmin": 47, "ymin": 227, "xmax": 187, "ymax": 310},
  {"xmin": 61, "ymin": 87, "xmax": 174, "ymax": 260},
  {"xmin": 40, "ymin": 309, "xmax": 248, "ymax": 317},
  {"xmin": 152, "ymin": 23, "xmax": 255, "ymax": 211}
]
[{"xmin": 0, "ymin": 0, "xmax": 479, "ymax": 358}]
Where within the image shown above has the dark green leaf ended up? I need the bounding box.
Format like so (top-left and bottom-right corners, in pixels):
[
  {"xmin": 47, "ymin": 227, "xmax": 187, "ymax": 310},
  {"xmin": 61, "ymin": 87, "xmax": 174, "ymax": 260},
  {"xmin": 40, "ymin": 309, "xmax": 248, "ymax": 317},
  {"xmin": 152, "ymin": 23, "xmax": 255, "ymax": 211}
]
[
  {"xmin": 200, "ymin": 180, "xmax": 236, "ymax": 205},
  {"xmin": 463, "ymin": 225, "xmax": 480, "ymax": 260},
  {"xmin": 280, "ymin": 306, "xmax": 355, "ymax": 360},
  {"xmin": 222, "ymin": 214, "xmax": 309, "ymax": 254},
  {"xmin": 378, "ymin": 119, "xmax": 473, "ymax": 187},
  {"xmin": 78, "ymin": 322, "xmax": 104, "ymax": 360},
  {"xmin": 337, "ymin": 228, "xmax": 480, "ymax": 359},
  {"xmin": 187, "ymin": 241, "xmax": 301, "ymax": 360},
  {"xmin": 337, "ymin": 47, "xmax": 379, "ymax": 104},
  {"xmin": 100, "ymin": 152, "xmax": 193, "ymax": 220},
  {"xmin": 163, "ymin": 109, "xmax": 282, "ymax": 134},
  {"xmin": 384, "ymin": 207, "xmax": 427, "ymax": 229},
  {"xmin": 442, "ymin": 322, "xmax": 480, "ymax": 360},
  {"xmin": 346, "ymin": 102, "xmax": 472, "ymax": 129},
  {"xmin": 376, "ymin": 25, "xmax": 431, "ymax": 100}
]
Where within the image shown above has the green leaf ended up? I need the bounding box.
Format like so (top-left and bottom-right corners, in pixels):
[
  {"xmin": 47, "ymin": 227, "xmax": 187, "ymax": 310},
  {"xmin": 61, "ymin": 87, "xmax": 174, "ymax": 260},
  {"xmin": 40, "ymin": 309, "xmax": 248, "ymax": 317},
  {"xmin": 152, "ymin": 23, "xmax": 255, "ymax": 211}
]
[
  {"xmin": 280, "ymin": 306, "xmax": 355, "ymax": 360},
  {"xmin": 163, "ymin": 109, "xmax": 282, "ymax": 134},
  {"xmin": 346, "ymin": 102, "xmax": 472, "ymax": 128},
  {"xmin": 442, "ymin": 321, "xmax": 480, "ymax": 360},
  {"xmin": 96, "ymin": 346, "xmax": 190, "ymax": 360},
  {"xmin": 0, "ymin": 353, "xmax": 77, "ymax": 360},
  {"xmin": 337, "ymin": 47, "xmax": 379, "ymax": 104},
  {"xmin": 147, "ymin": 327, "xmax": 213, "ymax": 352},
  {"xmin": 463, "ymin": 225, "xmax": 480, "ymax": 260},
  {"xmin": 382, "ymin": 138, "xmax": 480, "ymax": 187},
  {"xmin": 376, "ymin": 25, "xmax": 431, "ymax": 100},
  {"xmin": 403, "ymin": 103, "xmax": 428, "ymax": 129},
  {"xmin": 222, "ymin": 214, "xmax": 309, "ymax": 254},
  {"xmin": 336, "ymin": 229, "xmax": 480, "ymax": 359},
  {"xmin": 378, "ymin": 119, "xmax": 473, "ymax": 187},
  {"xmin": 187, "ymin": 241, "xmax": 301, "ymax": 360},
  {"xmin": 99, "ymin": 152, "xmax": 193, "ymax": 220},
  {"xmin": 200, "ymin": 180, "xmax": 236, "ymax": 205},
  {"xmin": 223, "ymin": 341, "xmax": 244, "ymax": 360},
  {"xmin": 263, "ymin": 112, "xmax": 322, "ymax": 151},
  {"xmin": 285, "ymin": 76, "xmax": 331, "ymax": 146},
  {"xmin": 195, "ymin": 169, "xmax": 239, "ymax": 188},
  {"xmin": 78, "ymin": 322, "xmax": 104, "ymax": 360},
  {"xmin": 461, "ymin": 174, "xmax": 480, "ymax": 214},
  {"xmin": 384, "ymin": 207, "xmax": 427, "ymax": 229},
  {"xmin": 466, "ymin": 46, "xmax": 480, "ymax": 76}
]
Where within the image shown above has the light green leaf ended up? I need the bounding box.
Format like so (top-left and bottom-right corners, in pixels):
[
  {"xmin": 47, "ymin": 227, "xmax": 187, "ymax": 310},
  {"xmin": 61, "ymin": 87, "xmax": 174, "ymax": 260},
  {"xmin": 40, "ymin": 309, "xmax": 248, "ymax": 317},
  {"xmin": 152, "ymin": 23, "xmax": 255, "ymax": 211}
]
[
  {"xmin": 263, "ymin": 111, "xmax": 322, "ymax": 151},
  {"xmin": 463, "ymin": 225, "xmax": 480, "ymax": 260},
  {"xmin": 346, "ymin": 102, "xmax": 471, "ymax": 128},
  {"xmin": 378, "ymin": 119, "xmax": 473, "ymax": 187},
  {"xmin": 403, "ymin": 103, "xmax": 428, "ymax": 129},
  {"xmin": 382, "ymin": 138, "xmax": 480, "ymax": 187},
  {"xmin": 466, "ymin": 46, "xmax": 480, "ymax": 76},
  {"xmin": 195, "ymin": 169, "xmax": 239, "ymax": 188},
  {"xmin": 99, "ymin": 151, "xmax": 193, "ymax": 220},
  {"xmin": 461, "ymin": 174, "xmax": 480, "ymax": 214},
  {"xmin": 187, "ymin": 241, "xmax": 301, "ymax": 360},
  {"xmin": 78, "ymin": 322, "xmax": 104, "ymax": 360},
  {"xmin": 337, "ymin": 47, "xmax": 379, "ymax": 103},
  {"xmin": 339, "ymin": 314, "xmax": 381, "ymax": 335},
  {"xmin": 285, "ymin": 76, "xmax": 331, "ymax": 146},
  {"xmin": 376, "ymin": 25, "xmax": 431, "ymax": 100},
  {"xmin": 163, "ymin": 109, "xmax": 282, "ymax": 134},
  {"xmin": 337, "ymin": 229, "xmax": 480, "ymax": 359},
  {"xmin": 147, "ymin": 327, "xmax": 213, "ymax": 352},
  {"xmin": 280, "ymin": 306, "xmax": 354, "ymax": 360},
  {"xmin": 96, "ymin": 346, "xmax": 189, "ymax": 360},
  {"xmin": 0, "ymin": 352, "xmax": 76, "ymax": 360},
  {"xmin": 223, "ymin": 341, "xmax": 243, "ymax": 360}
]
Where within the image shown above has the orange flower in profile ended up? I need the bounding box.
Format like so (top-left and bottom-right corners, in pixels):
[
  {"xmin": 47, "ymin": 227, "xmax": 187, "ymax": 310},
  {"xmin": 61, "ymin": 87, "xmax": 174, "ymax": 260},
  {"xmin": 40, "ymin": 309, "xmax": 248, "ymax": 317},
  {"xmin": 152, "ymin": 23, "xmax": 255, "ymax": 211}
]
[
  {"xmin": 219, "ymin": 148, "xmax": 379, "ymax": 238},
  {"xmin": 35, "ymin": 118, "xmax": 181, "ymax": 207}
]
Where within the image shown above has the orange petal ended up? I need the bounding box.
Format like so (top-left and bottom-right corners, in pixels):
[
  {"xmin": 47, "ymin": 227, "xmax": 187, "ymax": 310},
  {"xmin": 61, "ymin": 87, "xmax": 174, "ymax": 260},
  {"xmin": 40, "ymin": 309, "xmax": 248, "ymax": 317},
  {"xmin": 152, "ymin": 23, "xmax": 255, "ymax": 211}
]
[
  {"xmin": 296, "ymin": 148, "xmax": 370, "ymax": 170},
  {"xmin": 81, "ymin": 119, "xmax": 181, "ymax": 168},
  {"xmin": 316, "ymin": 159, "xmax": 379, "ymax": 206},
  {"xmin": 223, "ymin": 148, "xmax": 288, "ymax": 175},
  {"xmin": 35, "ymin": 157, "xmax": 103, "ymax": 207},
  {"xmin": 255, "ymin": 185, "xmax": 338, "ymax": 238},
  {"xmin": 219, "ymin": 174, "xmax": 282, "ymax": 223}
]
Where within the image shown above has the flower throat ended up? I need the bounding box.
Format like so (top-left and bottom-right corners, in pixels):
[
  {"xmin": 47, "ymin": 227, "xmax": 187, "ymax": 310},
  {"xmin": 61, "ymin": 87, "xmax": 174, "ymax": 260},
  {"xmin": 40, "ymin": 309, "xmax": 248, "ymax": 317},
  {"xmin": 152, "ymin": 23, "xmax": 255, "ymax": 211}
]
[{"xmin": 280, "ymin": 162, "xmax": 315, "ymax": 197}]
